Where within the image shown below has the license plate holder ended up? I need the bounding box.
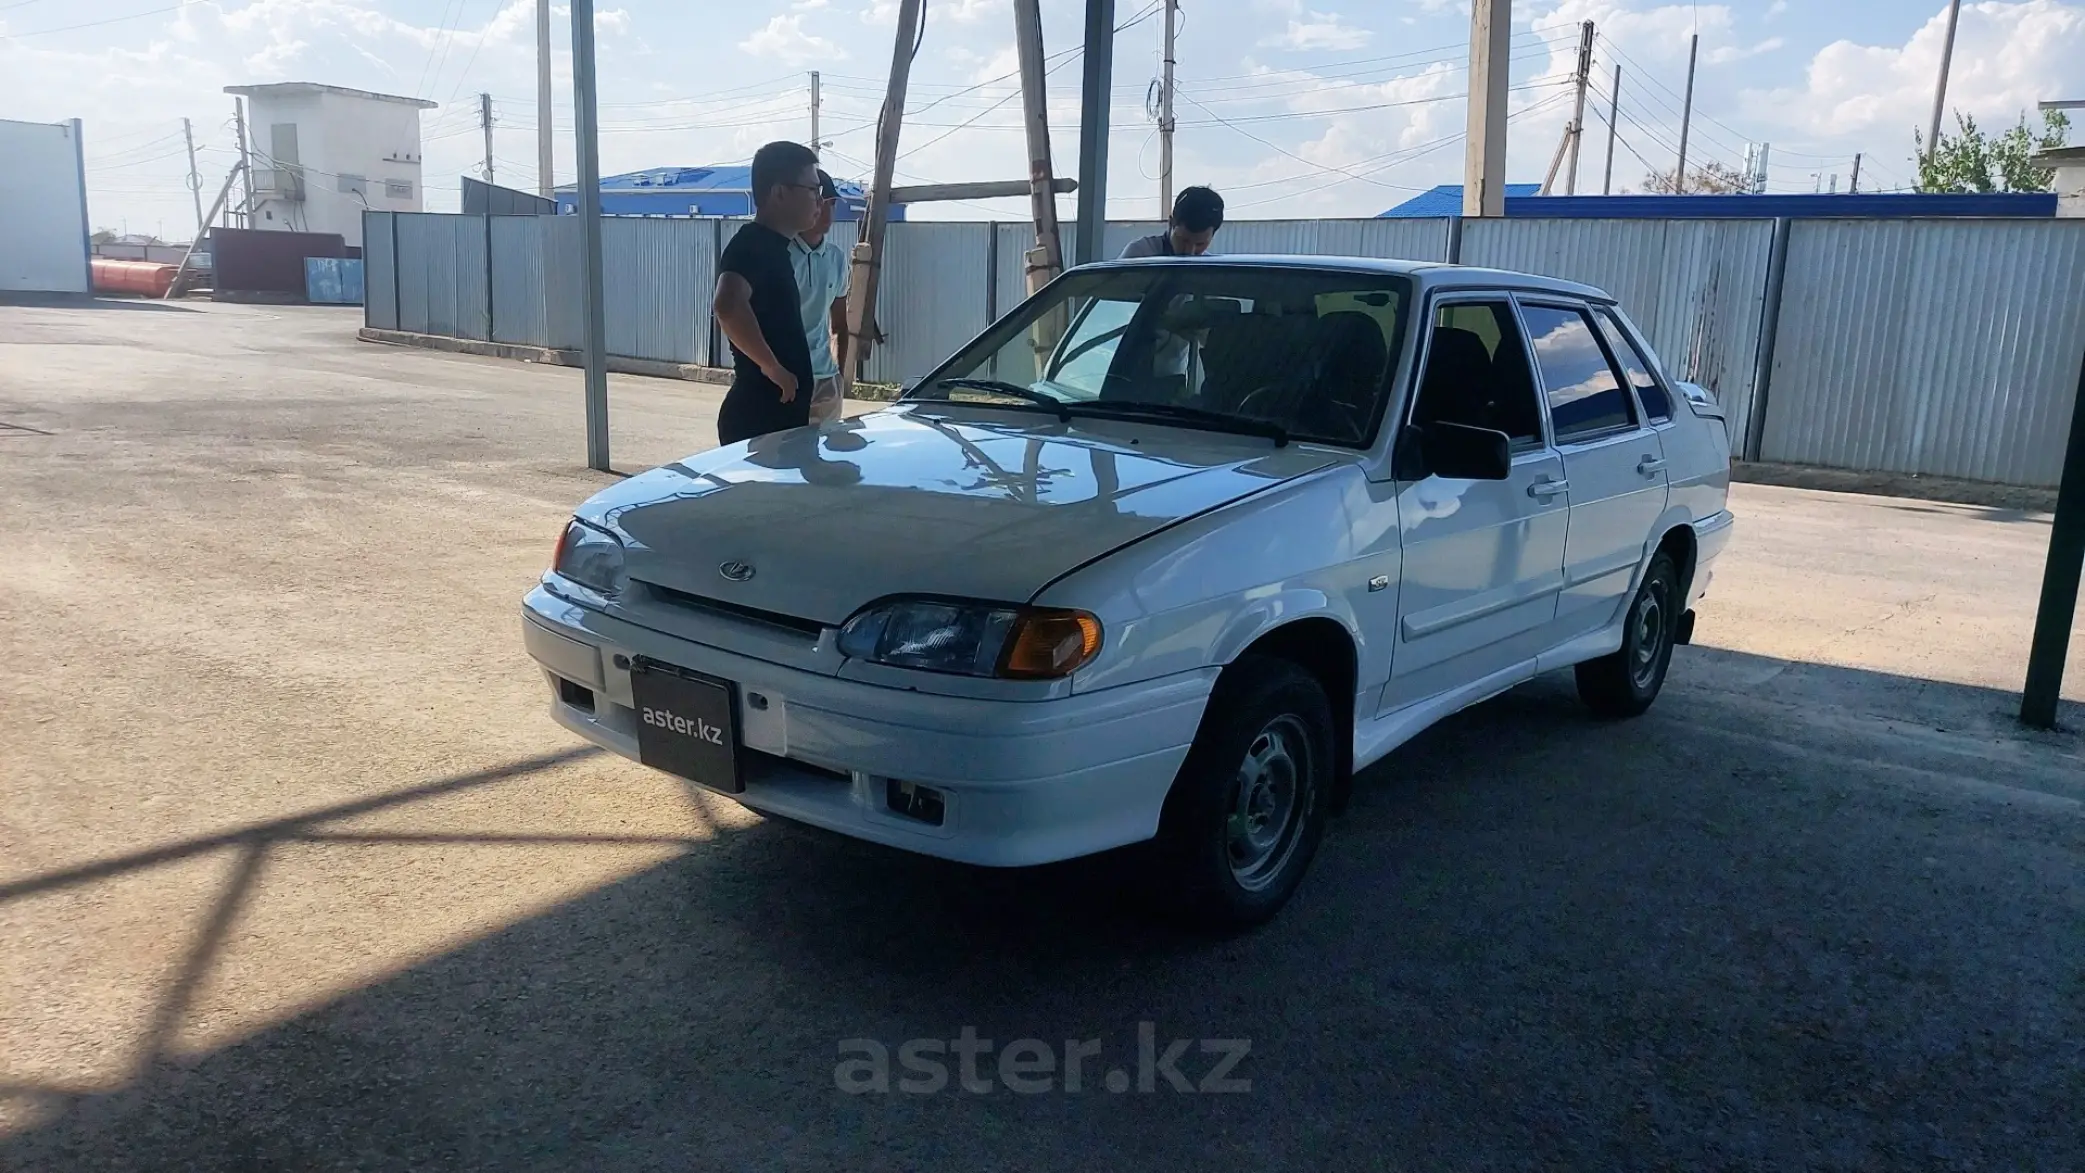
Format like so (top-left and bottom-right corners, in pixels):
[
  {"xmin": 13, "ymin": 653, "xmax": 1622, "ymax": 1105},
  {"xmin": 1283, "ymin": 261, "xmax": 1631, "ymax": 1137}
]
[{"xmin": 629, "ymin": 656, "xmax": 743, "ymax": 795}]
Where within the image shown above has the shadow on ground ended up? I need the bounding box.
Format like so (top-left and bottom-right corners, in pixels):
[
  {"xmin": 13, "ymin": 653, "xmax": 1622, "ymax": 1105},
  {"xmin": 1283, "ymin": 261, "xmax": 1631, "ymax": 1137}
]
[{"xmin": 4, "ymin": 649, "xmax": 2080, "ymax": 1171}]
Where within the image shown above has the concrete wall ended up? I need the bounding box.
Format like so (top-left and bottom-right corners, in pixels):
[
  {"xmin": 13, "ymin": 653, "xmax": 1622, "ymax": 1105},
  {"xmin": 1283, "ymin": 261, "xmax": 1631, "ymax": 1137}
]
[
  {"xmin": 245, "ymin": 90, "xmax": 426, "ymax": 247},
  {"xmin": 0, "ymin": 117, "xmax": 90, "ymax": 294}
]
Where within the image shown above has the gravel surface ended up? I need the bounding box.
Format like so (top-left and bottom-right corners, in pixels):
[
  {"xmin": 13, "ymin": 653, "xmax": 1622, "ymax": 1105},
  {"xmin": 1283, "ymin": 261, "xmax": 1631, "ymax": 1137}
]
[{"xmin": 2, "ymin": 300, "xmax": 2080, "ymax": 1171}]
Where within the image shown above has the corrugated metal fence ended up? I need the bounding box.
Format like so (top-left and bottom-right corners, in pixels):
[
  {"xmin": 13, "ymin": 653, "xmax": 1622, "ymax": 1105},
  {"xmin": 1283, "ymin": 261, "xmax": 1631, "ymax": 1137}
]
[{"xmin": 363, "ymin": 211, "xmax": 2085, "ymax": 487}]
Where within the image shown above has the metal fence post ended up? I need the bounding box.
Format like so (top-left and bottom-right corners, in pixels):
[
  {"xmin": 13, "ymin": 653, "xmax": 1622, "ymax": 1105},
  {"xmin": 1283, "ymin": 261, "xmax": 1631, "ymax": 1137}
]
[
  {"xmin": 1445, "ymin": 215, "xmax": 1464, "ymax": 265},
  {"xmin": 1743, "ymin": 216, "xmax": 1793, "ymax": 462},
  {"xmin": 2021, "ymin": 348, "xmax": 2085, "ymax": 729},
  {"xmin": 483, "ymin": 214, "xmax": 495, "ymax": 342},
  {"xmin": 709, "ymin": 217, "xmax": 725, "ymax": 370}
]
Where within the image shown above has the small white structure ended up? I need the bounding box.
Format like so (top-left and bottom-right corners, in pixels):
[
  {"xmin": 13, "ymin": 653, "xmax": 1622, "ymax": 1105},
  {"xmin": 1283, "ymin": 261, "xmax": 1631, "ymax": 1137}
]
[
  {"xmin": 224, "ymin": 83, "xmax": 437, "ymax": 247},
  {"xmin": 0, "ymin": 117, "xmax": 90, "ymax": 296},
  {"xmin": 2035, "ymin": 146, "xmax": 2085, "ymax": 219}
]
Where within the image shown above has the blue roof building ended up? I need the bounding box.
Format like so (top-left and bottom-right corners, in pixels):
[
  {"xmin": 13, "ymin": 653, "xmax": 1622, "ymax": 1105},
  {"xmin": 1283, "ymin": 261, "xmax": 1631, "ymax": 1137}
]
[
  {"xmin": 552, "ymin": 165, "xmax": 900, "ymax": 221},
  {"xmin": 1378, "ymin": 183, "xmax": 2058, "ymax": 219}
]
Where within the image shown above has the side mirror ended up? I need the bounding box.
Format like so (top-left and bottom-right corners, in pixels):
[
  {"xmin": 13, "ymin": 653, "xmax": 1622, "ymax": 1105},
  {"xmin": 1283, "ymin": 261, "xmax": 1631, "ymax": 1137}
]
[{"xmin": 1401, "ymin": 422, "xmax": 1512, "ymax": 481}]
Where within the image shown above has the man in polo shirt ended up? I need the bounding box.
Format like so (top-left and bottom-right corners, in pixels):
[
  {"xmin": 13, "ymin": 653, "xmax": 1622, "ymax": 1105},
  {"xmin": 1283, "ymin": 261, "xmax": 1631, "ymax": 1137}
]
[
  {"xmin": 1119, "ymin": 186, "xmax": 1224, "ymax": 259},
  {"xmin": 711, "ymin": 140, "xmax": 824, "ymax": 446},
  {"xmin": 791, "ymin": 169, "xmax": 852, "ymax": 426}
]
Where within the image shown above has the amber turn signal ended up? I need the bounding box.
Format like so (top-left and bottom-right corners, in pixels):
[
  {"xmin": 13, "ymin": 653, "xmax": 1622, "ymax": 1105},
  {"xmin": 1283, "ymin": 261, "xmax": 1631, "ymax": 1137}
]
[{"xmin": 999, "ymin": 609, "xmax": 1104, "ymax": 679}]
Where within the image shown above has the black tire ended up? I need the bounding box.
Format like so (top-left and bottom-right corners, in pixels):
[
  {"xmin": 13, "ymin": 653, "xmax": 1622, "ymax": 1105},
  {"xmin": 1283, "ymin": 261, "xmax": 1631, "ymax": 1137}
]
[
  {"xmin": 1154, "ymin": 655, "xmax": 1334, "ymax": 930},
  {"xmin": 1575, "ymin": 549, "xmax": 1681, "ymax": 719}
]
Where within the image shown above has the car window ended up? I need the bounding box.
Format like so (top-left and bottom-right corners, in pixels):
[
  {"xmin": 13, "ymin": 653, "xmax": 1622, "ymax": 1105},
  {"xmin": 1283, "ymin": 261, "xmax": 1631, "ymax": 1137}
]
[
  {"xmin": 1519, "ymin": 303, "xmax": 1637, "ymax": 441},
  {"xmin": 1409, "ymin": 300, "xmax": 1545, "ymax": 451},
  {"xmin": 1046, "ymin": 296, "xmax": 1139, "ymax": 400},
  {"xmin": 1591, "ymin": 308, "xmax": 1672, "ymax": 422}
]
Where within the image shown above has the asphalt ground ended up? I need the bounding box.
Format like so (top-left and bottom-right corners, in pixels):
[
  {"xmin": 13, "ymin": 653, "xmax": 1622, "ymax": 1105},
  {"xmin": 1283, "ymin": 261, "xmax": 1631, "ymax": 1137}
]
[{"xmin": 2, "ymin": 300, "xmax": 2080, "ymax": 1171}]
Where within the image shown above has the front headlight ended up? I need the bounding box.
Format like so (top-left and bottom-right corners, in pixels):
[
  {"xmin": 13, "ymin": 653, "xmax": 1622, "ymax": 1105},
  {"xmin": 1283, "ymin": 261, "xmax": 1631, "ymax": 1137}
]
[
  {"xmin": 551, "ymin": 519, "xmax": 626, "ymax": 596},
  {"xmin": 838, "ymin": 598, "xmax": 1102, "ymax": 680}
]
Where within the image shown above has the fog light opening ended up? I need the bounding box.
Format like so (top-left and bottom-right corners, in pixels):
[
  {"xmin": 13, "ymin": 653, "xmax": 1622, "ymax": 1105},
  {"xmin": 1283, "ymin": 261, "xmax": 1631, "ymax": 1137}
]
[
  {"xmin": 885, "ymin": 779, "xmax": 946, "ymax": 827},
  {"xmin": 557, "ymin": 677, "xmax": 597, "ymax": 713}
]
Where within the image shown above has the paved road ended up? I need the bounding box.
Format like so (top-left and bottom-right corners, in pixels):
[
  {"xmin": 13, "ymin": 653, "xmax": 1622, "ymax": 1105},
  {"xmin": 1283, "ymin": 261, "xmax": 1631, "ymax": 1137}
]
[{"xmin": 2, "ymin": 301, "xmax": 2080, "ymax": 1171}]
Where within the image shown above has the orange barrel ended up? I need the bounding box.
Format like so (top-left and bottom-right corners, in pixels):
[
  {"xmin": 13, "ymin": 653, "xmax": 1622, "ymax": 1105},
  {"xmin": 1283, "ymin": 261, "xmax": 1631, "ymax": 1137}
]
[{"xmin": 91, "ymin": 259, "xmax": 178, "ymax": 298}]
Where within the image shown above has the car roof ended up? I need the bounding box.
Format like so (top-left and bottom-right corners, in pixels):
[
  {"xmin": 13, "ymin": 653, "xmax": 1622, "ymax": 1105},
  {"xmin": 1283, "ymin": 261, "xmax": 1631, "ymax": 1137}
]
[{"xmin": 1079, "ymin": 254, "xmax": 1612, "ymax": 302}]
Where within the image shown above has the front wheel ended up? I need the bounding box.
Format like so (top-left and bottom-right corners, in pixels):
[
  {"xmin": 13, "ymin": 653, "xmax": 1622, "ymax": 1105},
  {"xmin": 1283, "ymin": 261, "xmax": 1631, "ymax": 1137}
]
[
  {"xmin": 1155, "ymin": 656, "xmax": 1334, "ymax": 930},
  {"xmin": 1575, "ymin": 549, "xmax": 1680, "ymax": 718}
]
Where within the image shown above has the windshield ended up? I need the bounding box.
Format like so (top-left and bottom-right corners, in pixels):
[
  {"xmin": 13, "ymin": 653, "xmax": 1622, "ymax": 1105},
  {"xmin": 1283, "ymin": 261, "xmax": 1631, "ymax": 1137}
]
[{"xmin": 906, "ymin": 264, "xmax": 1412, "ymax": 448}]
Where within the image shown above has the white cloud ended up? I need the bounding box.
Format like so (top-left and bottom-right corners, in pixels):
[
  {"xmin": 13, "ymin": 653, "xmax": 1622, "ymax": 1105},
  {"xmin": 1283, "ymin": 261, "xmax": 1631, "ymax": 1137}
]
[
  {"xmin": 738, "ymin": 14, "xmax": 845, "ymax": 65},
  {"xmin": 1262, "ymin": 11, "xmax": 1374, "ymax": 52},
  {"xmin": 1765, "ymin": 0, "xmax": 1788, "ymax": 18},
  {"xmin": 1706, "ymin": 36, "xmax": 1784, "ymax": 65}
]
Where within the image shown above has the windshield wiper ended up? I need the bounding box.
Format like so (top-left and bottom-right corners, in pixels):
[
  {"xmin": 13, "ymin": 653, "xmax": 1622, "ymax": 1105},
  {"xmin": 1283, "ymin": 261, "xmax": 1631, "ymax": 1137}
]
[
  {"xmin": 1062, "ymin": 400, "xmax": 1290, "ymax": 447},
  {"xmin": 919, "ymin": 378, "xmax": 1071, "ymax": 421}
]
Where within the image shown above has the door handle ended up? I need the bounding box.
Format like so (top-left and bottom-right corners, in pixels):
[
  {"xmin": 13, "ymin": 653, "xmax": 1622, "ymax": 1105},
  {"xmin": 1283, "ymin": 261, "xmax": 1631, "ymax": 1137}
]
[
  {"xmin": 1637, "ymin": 455, "xmax": 1667, "ymax": 476},
  {"xmin": 1527, "ymin": 479, "xmax": 1569, "ymax": 500}
]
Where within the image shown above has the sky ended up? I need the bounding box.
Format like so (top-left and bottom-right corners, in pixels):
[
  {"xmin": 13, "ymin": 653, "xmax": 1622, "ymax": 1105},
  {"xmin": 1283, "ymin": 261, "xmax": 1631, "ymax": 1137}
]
[{"xmin": 3, "ymin": 0, "xmax": 2081, "ymax": 240}]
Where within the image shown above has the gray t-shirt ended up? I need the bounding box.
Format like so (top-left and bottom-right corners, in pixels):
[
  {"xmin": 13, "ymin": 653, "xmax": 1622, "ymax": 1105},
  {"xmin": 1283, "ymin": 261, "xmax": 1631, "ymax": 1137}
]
[{"xmin": 1119, "ymin": 233, "xmax": 1173, "ymax": 259}]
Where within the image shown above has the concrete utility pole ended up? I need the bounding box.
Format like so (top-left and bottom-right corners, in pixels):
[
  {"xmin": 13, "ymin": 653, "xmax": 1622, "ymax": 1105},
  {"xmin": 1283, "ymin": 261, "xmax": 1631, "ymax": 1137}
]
[
  {"xmin": 1926, "ymin": 0, "xmax": 1964, "ymax": 164},
  {"xmin": 2021, "ymin": 350, "xmax": 2085, "ymax": 728},
  {"xmin": 165, "ymin": 160, "xmax": 243, "ymax": 299},
  {"xmin": 1563, "ymin": 21, "xmax": 1594, "ymax": 195},
  {"xmin": 480, "ymin": 92, "xmax": 495, "ymax": 184},
  {"xmin": 182, "ymin": 117, "xmax": 205, "ymax": 238},
  {"xmin": 232, "ymin": 98, "xmax": 252, "ymax": 226},
  {"xmin": 570, "ymin": 0, "xmax": 610, "ymax": 471},
  {"xmin": 1602, "ymin": 63, "xmax": 1620, "ymax": 195},
  {"xmin": 536, "ymin": 0, "xmax": 555, "ymax": 198},
  {"xmin": 1157, "ymin": 0, "xmax": 1177, "ymax": 218},
  {"xmin": 1674, "ymin": 32, "xmax": 1698, "ymax": 194},
  {"xmin": 1849, "ymin": 152, "xmax": 1862, "ymax": 194},
  {"xmin": 1074, "ymin": 0, "xmax": 1117, "ymax": 264},
  {"xmin": 844, "ymin": 0, "xmax": 924, "ymax": 381},
  {"xmin": 1754, "ymin": 141, "xmax": 1771, "ymax": 193},
  {"xmin": 809, "ymin": 70, "xmax": 822, "ymax": 151},
  {"xmin": 1014, "ymin": 0, "xmax": 1065, "ymax": 297},
  {"xmin": 1462, "ymin": 0, "xmax": 1511, "ymax": 217}
]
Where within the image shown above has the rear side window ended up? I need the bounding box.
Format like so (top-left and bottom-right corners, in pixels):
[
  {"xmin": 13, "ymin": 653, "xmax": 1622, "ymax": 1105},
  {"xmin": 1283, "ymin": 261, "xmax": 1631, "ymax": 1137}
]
[
  {"xmin": 1592, "ymin": 308, "xmax": 1672, "ymax": 421},
  {"xmin": 1519, "ymin": 303, "xmax": 1636, "ymax": 441}
]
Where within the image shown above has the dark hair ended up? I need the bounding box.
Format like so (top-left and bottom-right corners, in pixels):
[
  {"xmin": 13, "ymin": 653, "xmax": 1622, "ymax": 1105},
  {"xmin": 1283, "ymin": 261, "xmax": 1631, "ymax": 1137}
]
[
  {"xmin": 1170, "ymin": 185, "xmax": 1224, "ymax": 232},
  {"xmin": 816, "ymin": 168, "xmax": 839, "ymax": 201},
  {"xmin": 751, "ymin": 140, "xmax": 820, "ymax": 208}
]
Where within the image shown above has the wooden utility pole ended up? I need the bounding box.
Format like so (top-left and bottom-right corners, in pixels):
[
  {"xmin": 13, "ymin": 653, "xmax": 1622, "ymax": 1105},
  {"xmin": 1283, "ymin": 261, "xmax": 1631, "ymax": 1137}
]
[
  {"xmin": 479, "ymin": 92, "xmax": 495, "ymax": 184},
  {"xmin": 164, "ymin": 161, "xmax": 243, "ymax": 299},
  {"xmin": 1674, "ymin": 33, "xmax": 1698, "ymax": 194},
  {"xmin": 1849, "ymin": 152, "xmax": 1862, "ymax": 194},
  {"xmin": 232, "ymin": 98, "xmax": 252, "ymax": 226},
  {"xmin": 843, "ymin": 0, "xmax": 924, "ymax": 382},
  {"xmin": 1602, "ymin": 63, "xmax": 1620, "ymax": 195},
  {"xmin": 1157, "ymin": 0, "xmax": 1177, "ymax": 217},
  {"xmin": 1462, "ymin": 0, "xmax": 1511, "ymax": 217},
  {"xmin": 1014, "ymin": 0, "xmax": 1064, "ymax": 294},
  {"xmin": 182, "ymin": 117, "xmax": 205, "ymax": 238},
  {"xmin": 536, "ymin": 0, "xmax": 554, "ymax": 198},
  {"xmin": 1926, "ymin": 0, "xmax": 1964, "ymax": 164},
  {"xmin": 1563, "ymin": 21, "xmax": 1594, "ymax": 195}
]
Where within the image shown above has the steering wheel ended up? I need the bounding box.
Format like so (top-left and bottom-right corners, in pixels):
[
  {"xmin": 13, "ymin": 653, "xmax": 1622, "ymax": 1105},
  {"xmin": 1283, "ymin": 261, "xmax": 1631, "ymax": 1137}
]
[{"xmin": 1236, "ymin": 378, "xmax": 1310, "ymax": 423}]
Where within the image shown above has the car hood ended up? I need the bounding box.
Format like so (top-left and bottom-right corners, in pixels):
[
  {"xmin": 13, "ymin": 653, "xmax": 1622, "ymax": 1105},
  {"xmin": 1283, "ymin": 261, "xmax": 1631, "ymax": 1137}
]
[{"xmin": 577, "ymin": 405, "xmax": 1339, "ymax": 625}]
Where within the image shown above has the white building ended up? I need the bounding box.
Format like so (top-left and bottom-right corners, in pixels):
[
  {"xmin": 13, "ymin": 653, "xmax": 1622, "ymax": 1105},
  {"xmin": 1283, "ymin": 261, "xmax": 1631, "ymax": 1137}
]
[
  {"xmin": 224, "ymin": 83, "xmax": 437, "ymax": 247},
  {"xmin": 0, "ymin": 117, "xmax": 90, "ymax": 296}
]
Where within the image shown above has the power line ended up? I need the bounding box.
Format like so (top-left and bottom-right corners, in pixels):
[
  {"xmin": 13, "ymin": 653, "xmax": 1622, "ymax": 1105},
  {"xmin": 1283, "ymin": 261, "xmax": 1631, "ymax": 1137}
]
[{"xmin": 0, "ymin": 0, "xmax": 197, "ymax": 38}]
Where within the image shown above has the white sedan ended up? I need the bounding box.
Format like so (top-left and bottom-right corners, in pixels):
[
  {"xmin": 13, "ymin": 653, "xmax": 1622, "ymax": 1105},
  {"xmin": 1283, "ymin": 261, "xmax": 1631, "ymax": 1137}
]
[{"xmin": 522, "ymin": 256, "xmax": 1734, "ymax": 928}]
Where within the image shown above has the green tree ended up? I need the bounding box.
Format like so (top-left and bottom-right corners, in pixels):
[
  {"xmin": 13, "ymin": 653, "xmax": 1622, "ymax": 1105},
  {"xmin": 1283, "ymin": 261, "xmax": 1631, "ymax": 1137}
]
[
  {"xmin": 1915, "ymin": 108, "xmax": 2071, "ymax": 193},
  {"xmin": 1640, "ymin": 159, "xmax": 1755, "ymax": 195}
]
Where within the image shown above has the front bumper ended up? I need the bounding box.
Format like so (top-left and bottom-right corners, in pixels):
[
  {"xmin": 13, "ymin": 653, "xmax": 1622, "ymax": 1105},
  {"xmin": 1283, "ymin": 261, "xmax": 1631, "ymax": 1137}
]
[{"xmin": 522, "ymin": 586, "xmax": 1213, "ymax": 867}]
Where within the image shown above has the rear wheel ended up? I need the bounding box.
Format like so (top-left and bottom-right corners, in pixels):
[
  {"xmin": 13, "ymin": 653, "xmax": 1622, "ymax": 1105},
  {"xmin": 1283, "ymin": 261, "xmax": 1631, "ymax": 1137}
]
[
  {"xmin": 1576, "ymin": 549, "xmax": 1680, "ymax": 718},
  {"xmin": 1155, "ymin": 656, "xmax": 1333, "ymax": 930}
]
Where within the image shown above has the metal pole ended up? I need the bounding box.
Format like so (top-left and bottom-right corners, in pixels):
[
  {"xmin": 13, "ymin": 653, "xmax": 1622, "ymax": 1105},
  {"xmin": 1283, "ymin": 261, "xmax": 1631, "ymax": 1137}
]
[
  {"xmin": 1074, "ymin": 0, "xmax": 1116, "ymax": 264},
  {"xmin": 536, "ymin": 0, "xmax": 555, "ymax": 199},
  {"xmin": 233, "ymin": 98, "xmax": 252, "ymax": 226},
  {"xmin": 1563, "ymin": 21, "xmax": 1593, "ymax": 195},
  {"xmin": 570, "ymin": 0, "xmax": 610, "ymax": 471},
  {"xmin": 182, "ymin": 117, "xmax": 205, "ymax": 238},
  {"xmin": 809, "ymin": 70, "xmax": 821, "ymax": 150},
  {"xmin": 1848, "ymin": 152, "xmax": 1861, "ymax": 194},
  {"xmin": 1158, "ymin": 0, "xmax": 1176, "ymax": 218},
  {"xmin": 1926, "ymin": 0, "xmax": 1963, "ymax": 164},
  {"xmin": 1602, "ymin": 63, "xmax": 1620, "ymax": 195},
  {"xmin": 2021, "ymin": 350, "xmax": 2085, "ymax": 728},
  {"xmin": 1461, "ymin": 0, "xmax": 1511, "ymax": 217},
  {"xmin": 1674, "ymin": 33, "xmax": 1697, "ymax": 194},
  {"xmin": 480, "ymin": 92, "xmax": 495, "ymax": 184}
]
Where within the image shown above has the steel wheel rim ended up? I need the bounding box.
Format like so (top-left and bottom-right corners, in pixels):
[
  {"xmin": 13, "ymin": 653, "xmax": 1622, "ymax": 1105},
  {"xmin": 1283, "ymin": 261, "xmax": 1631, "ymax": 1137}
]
[
  {"xmin": 1227, "ymin": 715, "xmax": 1310, "ymax": 892},
  {"xmin": 1630, "ymin": 584, "xmax": 1666, "ymax": 690}
]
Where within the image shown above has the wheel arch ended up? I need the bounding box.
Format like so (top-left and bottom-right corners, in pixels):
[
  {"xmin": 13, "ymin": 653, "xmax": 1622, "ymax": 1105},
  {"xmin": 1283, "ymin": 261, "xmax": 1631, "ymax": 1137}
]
[{"xmin": 1229, "ymin": 616, "xmax": 1360, "ymax": 812}]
